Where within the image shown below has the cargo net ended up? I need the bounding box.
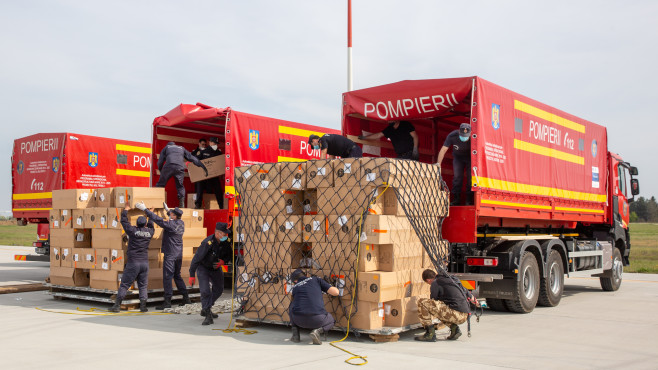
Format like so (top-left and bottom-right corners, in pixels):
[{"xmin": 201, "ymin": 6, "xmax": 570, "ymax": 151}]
[{"xmin": 233, "ymin": 157, "xmax": 450, "ymax": 328}]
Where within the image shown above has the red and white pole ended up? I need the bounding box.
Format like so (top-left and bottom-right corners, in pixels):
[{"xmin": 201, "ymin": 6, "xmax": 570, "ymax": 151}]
[{"xmin": 347, "ymin": 0, "xmax": 353, "ymax": 91}]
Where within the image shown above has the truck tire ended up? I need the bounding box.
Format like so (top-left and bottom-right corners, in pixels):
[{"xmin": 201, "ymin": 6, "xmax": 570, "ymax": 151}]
[
  {"xmin": 505, "ymin": 251, "xmax": 540, "ymax": 313},
  {"xmin": 538, "ymin": 250, "xmax": 564, "ymax": 307},
  {"xmin": 600, "ymin": 247, "xmax": 623, "ymax": 291},
  {"xmin": 486, "ymin": 298, "xmax": 508, "ymax": 312}
]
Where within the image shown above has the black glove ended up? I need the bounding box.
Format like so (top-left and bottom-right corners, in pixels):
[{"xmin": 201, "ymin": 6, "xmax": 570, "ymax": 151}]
[
  {"xmin": 412, "ymin": 147, "xmax": 419, "ymax": 160},
  {"xmin": 358, "ymin": 135, "xmax": 366, "ymax": 140},
  {"xmin": 201, "ymin": 164, "xmax": 208, "ymax": 176}
]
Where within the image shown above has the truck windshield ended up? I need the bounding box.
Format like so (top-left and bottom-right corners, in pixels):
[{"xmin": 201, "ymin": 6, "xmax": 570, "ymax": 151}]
[{"xmin": 618, "ymin": 164, "xmax": 628, "ymax": 197}]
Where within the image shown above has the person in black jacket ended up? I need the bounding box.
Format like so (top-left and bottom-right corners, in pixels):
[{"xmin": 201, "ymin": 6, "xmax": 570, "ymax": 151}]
[
  {"xmin": 194, "ymin": 137, "xmax": 224, "ymax": 209},
  {"xmin": 137, "ymin": 203, "xmax": 190, "ymax": 309},
  {"xmin": 415, "ymin": 269, "xmax": 470, "ymax": 341},
  {"xmin": 308, "ymin": 134, "xmax": 362, "ymax": 159},
  {"xmin": 155, "ymin": 141, "xmax": 208, "ymax": 207},
  {"xmin": 358, "ymin": 120, "xmax": 419, "ymax": 160},
  {"xmin": 109, "ymin": 203, "xmax": 155, "ymax": 313},
  {"xmin": 436, "ymin": 123, "xmax": 472, "ymax": 205},
  {"xmin": 189, "ymin": 222, "xmax": 232, "ymax": 325},
  {"xmin": 288, "ymin": 269, "xmax": 340, "ymax": 344}
]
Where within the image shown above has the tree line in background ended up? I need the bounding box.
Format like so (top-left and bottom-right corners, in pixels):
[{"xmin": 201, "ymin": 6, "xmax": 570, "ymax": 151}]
[{"xmin": 630, "ymin": 196, "xmax": 658, "ymax": 223}]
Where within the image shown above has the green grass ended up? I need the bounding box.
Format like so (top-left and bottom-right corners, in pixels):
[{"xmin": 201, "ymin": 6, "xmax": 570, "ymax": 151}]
[
  {"xmin": 627, "ymin": 223, "xmax": 658, "ymax": 273},
  {"xmin": 0, "ymin": 223, "xmax": 38, "ymax": 246}
]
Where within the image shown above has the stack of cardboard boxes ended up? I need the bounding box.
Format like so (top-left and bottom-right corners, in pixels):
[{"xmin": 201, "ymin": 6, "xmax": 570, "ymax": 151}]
[
  {"xmin": 234, "ymin": 158, "xmax": 449, "ymax": 330},
  {"xmin": 48, "ymin": 187, "xmax": 208, "ymax": 292}
]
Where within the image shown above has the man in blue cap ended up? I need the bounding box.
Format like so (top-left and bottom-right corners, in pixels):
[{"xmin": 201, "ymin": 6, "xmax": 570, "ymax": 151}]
[
  {"xmin": 155, "ymin": 141, "xmax": 208, "ymax": 208},
  {"xmin": 436, "ymin": 123, "xmax": 473, "ymax": 205},
  {"xmin": 189, "ymin": 222, "xmax": 233, "ymax": 325},
  {"xmin": 288, "ymin": 269, "xmax": 340, "ymax": 344},
  {"xmin": 110, "ymin": 202, "xmax": 155, "ymax": 313}
]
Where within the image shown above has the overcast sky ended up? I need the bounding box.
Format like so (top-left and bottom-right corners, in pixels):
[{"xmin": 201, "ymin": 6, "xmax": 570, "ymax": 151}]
[{"xmin": 1, "ymin": 1, "xmax": 656, "ymax": 214}]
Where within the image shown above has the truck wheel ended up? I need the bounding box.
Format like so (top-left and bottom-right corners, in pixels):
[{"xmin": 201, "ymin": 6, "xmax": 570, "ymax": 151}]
[
  {"xmin": 506, "ymin": 251, "xmax": 540, "ymax": 313},
  {"xmin": 486, "ymin": 298, "xmax": 508, "ymax": 312},
  {"xmin": 538, "ymin": 250, "xmax": 564, "ymax": 307},
  {"xmin": 600, "ymin": 248, "xmax": 623, "ymax": 291}
]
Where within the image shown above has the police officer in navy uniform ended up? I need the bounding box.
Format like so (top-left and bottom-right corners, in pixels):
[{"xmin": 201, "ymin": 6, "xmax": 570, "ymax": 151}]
[
  {"xmin": 194, "ymin": 137, "xmax": 224, "ymax": 209},
  {"xmin": 138, "ymin": 203, "xmax": 191, "ymax": 309},
  {"xmin": 188, "ymin": 222, "xmax": 233, "ymax": 325},
  {"xmin": 308, "ymin": 134, "xmax": 362, "ymax": 159},
  {"xmin": 437, "ymin": 123, "xmax": 472, "ymax": 205},
  {"xmin": 110, "ymin": 202, "xmax": 155, "ymax": 313},
  {"xmin": 358, "ymin": 120, "xmax": 419, "ymax": 160},
  {"xmin": 192, "ymin": 138, "xmax": 208, "ymax": 159},
  {"xmin": 288, "ymin": 269, "xmax": 340, "ymax": 345},
  {"xmin": 155, "ymin": 141, "xmax": 208, "ymax": 208}
]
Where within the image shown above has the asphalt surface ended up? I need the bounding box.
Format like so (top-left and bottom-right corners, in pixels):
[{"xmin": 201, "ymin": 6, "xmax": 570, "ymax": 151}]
[{"xmin": 0, "ymin": 245, "xmax": 657, "ymax": 369}]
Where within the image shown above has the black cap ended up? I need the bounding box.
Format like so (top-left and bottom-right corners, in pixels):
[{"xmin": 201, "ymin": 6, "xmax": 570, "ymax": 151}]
[
  {"xmin": 209, "ymin": 137, "xmax": 219, "ymax": 144},
  {"xmin": 215, "ymin": 222, "xmax": 229, "ymax": 233},
  {"xmin": 136, "ymin": 216, "xmax": 147, "ymax": 227},
  {"xmin": 459, "ymin": 123, "xmax": 471, "ymax": 138},
  {"xmin": 308, "ymin": 134, "xmax": 320, "ymax": 144},
  {"xmin": 170, "ymin": 208, "xmax": 184, "ymax": 217},
  {"xmin": 290, "ymin": 268, "xmax": 306, "ymax": 283}
]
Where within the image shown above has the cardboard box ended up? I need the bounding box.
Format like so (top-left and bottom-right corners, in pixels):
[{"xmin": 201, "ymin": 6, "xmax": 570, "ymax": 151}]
[
  {"xmin": 367, "ymin": 186, "xmax": 404, "ymax": 216},
  {"xmin": 114, "ymin": 187, "xmax": 166, "ymax": 208},
  {"xmin": 235, "ymin": 266, "xmax": 259, "ymax": 296},
  {"xmin": 84, "ymin": 208, "xmax": 109, "ymax": 229},
  {"xmin": 50, "ymin": 267, "xmax": 89, "ymax": 287},
  {"xmin": 182, "ymin": 227, "xmax": 209, "ymax": 248},
  {"xmin": 60, "ymin": 247, "xmax": 73, "ymax": 268},
  {"xmin": 302, "ymin": 215, "xmax": 326, "ymax": 243},
  {"xmin": 50, "ymin": 246, "xmax": 61, "ymax": 267},
  {"xmin": 277, "ymin": 161, "xmax": 306, "ymax": 190},
  {"xmin": 242, "ymin": 292, "xmax": 291, "ymax": 322},
  {"xmin": 95, "ymin": 249, "xmax": 112, "ymax": 271},
  {"xmin": 249, "ymin": 244, "xmax": 287, "ymax": 271},
  {"xmin": 306, "ymin": 159, "xmax": 334, "ymax": 188},
  {"xmin": 110, "ymin": 249, "xmax": 125, "ymax": 271},
  {"xmin": 95, "ymin": 188, "xmax": 115, "ymax": 207},
  {"xmin": 51, "ymin": 189, "xmax": 95, "ymax": 209},
  {"xmin": 279, "ymin": 190, "xmax": 304, "ymax": 216},
  {"xmin": 383, "ymin": 297, "xmax": 421, "ymax": 327},
  {"xmin": 357, "ymin": 270, "xmax": 412, "ymax": 303},
  {"xmin": 49, "ymin": 209, "xmax": 61, "ymax": 229},
  {"xmin": 421, "ymin": 240, "xmax": 449, "ymax": 269},
  {"xmin": 317, "ymin": 186, "xmax": 374, "ymax": 216},
  {"xmin": 361, "ymin": 215, "xmax": 420, "ymax": 245},
  {"xmin": 180, "ymin": 209, "xmax": 205, "ymax": 228},
  {"xmin": 410, "ymin": 268, "xmax": 431, "ymax": 297},
  {"xmin": 334, "ymin": 300, "xmax": 384, "ymax": 330},
  {"xmin": 358, "ymin": 243, "xmax": 381, "ymax": 272},
  {"xmin": 90, "ymin": 270, "xmax": 123, "ymax": 290},
  {"xmin": 258, "ymin": 268, "xmax": 292, "ymax": 296},
  {"xmin": 50, "ymin": 228, "xmax": 91, "ymax": 249},
  {"xmin": 59, "ymin": 209, "xmax": 73, "ymax": 229},
  {"xmin": 327, "ymin": 215, "xmax": 359, "ymax": 244},
  {"xmin": 106, "ymin": 208, "xmax": 122, "ymax": 229},
  {"xmin": 243, "ymin": 216, "xmax": 276, "ymax": 243},
  {"xmin": 92, "ymin": 229, "xmax": 126, "ymax": 250},
  {"xmin": 333, "ymin": 158, "xmax": 361, "ymax": 188},
  {"xmin": 187, "ymin": 155, "xmax": 226, "ymax": 183},
  {"xmin": 71, "ymin": 209, "xmax": 86, "ymax": 228},
  {"xmin": 235, "ymin": 163, "xmax": 279, "ymax": 192},
  {"xmin": 302, "ymin": 190, "xmax": 318, "ymax": 215},
  {"xmin": 317, "ymin": 269, "xmax": 355, "ymax": 301},
  {"xmin": 276, "ymin": 215, "xmax": 303, "ymax": 242},
  {"xmin": 73, "ymin": 248, "xmax": 97, "ymax": 269},
  {"xmin": 188, "ymin": 193, "xmax": 222, "ymax": 210},
  {"xmin": 378, "ymin": 243, "xmax": 424, "ymax": 272}
]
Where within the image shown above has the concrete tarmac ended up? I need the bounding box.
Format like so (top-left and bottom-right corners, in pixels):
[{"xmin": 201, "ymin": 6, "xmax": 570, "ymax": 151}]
[{"xmin": 0, "ymin": 247, "xmax": 656, "ymax": 369}]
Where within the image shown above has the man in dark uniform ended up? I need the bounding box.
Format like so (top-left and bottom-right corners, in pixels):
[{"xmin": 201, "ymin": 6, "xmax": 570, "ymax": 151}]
[
  {"xmin": 188, "ymin": 222, "xmax": 233, "ymax": 325},
  {"xmin": 137, "ymin": 203, "xmax": 191, "ymax": 309},
  {"xmin": 437, "ymin": 123, "xmax": 472, "ymax": 205},
  {"xmin": 288, "ymin": 269, "xmax": 340, "ymax": 345},
  {"xmin": 308, "ymin": 134, "xmax": 362, "ymax": 159},
  {"xmin": 155, "ymin": 141, "xmax": 208, "ymax": 208},
  {"xmin": 194, "ymin": 137, "xmax": 224, "ymax": 209},
  {"xmin": 358, "ymin": 120, "xmax": 419, "ymax": 160},
  {"xmin": 192, "ymin": 138, "xmax": 208, "ymax": 159},
  {"xmin": 109, "ymin": 203, "xmax": 155, "ymax": 313},
  {"xmin": 415, "ymin": 269, "xmax": 470, "ymax": 342}
]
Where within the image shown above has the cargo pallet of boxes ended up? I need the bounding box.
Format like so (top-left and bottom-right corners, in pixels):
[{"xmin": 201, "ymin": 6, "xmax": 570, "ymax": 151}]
[
  {"xmin": 233, "ymin": 157, "xmax": 450, "ymax": 340},
  {"xmin": 47, "ymin": 187, "xmax": 207, "ymax": 308}
]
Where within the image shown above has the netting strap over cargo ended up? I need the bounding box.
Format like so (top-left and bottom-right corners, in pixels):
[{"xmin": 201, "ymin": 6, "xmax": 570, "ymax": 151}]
[{"xmin": 232, "ymin": 157, "xmax": 450, "ymax": 326}]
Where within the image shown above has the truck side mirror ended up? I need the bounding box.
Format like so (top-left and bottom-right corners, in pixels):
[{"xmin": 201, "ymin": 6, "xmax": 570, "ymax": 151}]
[
  {"xmin": 630, "ymin": 166, "xmax": 638, "ymax": 176},
  {"xmin": 631, "ymin": 179, "xmax": 640, "ymax": 196}
]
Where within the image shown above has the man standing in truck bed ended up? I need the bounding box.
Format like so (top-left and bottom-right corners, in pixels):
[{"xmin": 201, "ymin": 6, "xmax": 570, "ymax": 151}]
[
  {"xmin": 436, "ymin": 123, "xmax": 472, "ymax": 205},
  {"xmin": 358, "ymin": 120, "xmax": 419, "ymax": 160},
  {"xmin": 155, "ymin": 141, "xmax": 208, "ymax": 208},
  {"xmin": 194, "ymin": 137, "xmax": 224, "ymax": 209}
]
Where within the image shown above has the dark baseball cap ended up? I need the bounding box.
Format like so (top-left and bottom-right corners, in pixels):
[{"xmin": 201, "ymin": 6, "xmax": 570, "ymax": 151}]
[
  {"xmin": 170, "ymin": 208, "xmax": 184, "ymax": 217},
  {"xmin": 459, "ymin": 123, "xmax": 471, "ymax": 138},
  {"xmin": 308, "ymin": 134, "xmax": 320, "ymax": 144},
  {"xmin": 215, "ymin": 222, "xmax": 229, "ymax": 233}
]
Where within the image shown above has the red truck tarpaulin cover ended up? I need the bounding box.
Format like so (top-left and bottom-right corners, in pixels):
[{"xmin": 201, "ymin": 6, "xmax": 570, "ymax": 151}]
[{"xmin": 153, "ymin": 103, "xmax": 229, "ymax": 128}]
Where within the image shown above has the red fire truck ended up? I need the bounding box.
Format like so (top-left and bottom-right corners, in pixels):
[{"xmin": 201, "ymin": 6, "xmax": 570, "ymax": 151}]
[
  {"xmin": 11, "ymin": 133, "xmax": 151, "ymax": 261},
  {"xmin": 151, "ymin": 102, "xmax": 341, "ymax": 235},
  {"xmin": 342, "ymin": 77, "xmax": 640, "ymax": 313}
]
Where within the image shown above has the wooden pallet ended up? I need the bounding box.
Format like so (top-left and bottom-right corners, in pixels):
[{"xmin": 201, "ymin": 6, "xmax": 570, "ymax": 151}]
[{"xmin": 46, "ymin": 284, "xmax": 201, "ymax": 306}]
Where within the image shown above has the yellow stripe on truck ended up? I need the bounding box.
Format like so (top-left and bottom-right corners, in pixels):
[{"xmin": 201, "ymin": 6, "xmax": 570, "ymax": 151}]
[
  {"xmin": 514, "ymin": 139, "xmax": 584, "ymax": 165},
  {"xmin": 554, "ymin": 206, "xmax": 605, "ymax": 214},
  {"xmin": 12, "ymin": 192, "xmax": 52, "ymax": 200},
  {"xmin": 480, "ymin": 199, "xmax": 552, "ymax": 210},
  {"xmin": 12, "ymin": 208, "xmax": 52, "ymax": 211},
  {"xmin": 116, "ymin": 169, "xmax": 151, "ymax": 177},
  {"xmin": 514, "ymin": 100, "xmax": 586, "ymax": 133},
  {"xmin": 115, "ymin": 144, "xmax": 151, "ymax": 154},
  {"xmin": 278, "ymin": 126, "xmax": 327, "ymax": 138},
  {"xmin": 277, "ymin": 156, "xmax": 307, "ymax": 163},
  {"xmin": 477, "ymin": 177, "xmax": 607, "ymax": 203}
]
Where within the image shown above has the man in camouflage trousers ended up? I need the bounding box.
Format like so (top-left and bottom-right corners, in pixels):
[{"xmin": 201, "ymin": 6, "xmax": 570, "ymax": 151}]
[{"xmin": 416, "ymin": 269, "xmax": 469, "ymax": 341}]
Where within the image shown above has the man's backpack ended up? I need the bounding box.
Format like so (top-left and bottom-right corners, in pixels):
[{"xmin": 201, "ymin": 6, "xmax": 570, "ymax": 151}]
[{"xmin": 446, "ymin": 274, "xmax": 483, "ymax": 337}]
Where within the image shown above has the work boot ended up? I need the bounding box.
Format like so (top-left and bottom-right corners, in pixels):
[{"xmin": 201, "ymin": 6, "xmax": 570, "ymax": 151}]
[
  {"xmin": 200, "ymin": 308, "xmax": 218, "ymax": 318},
  {"xmin": 139, "ymin": 299, "xmax": 148, "ymax": 313},
  {"xmin": 414, "ymin": 325, "xmax": 431, "ymax": 339},
  {"xmin": 156, "ymin": 297, "xmax": 171, "ymax": 310},
  {"xmin": 290, "ymin": 326, "xmax": 300, "ymax": 343},
  {"xmin": 179, "ymin": 294, "xmax": 192, "ymax": 306},
  {"xmin": 178, "ymin": 196, "xmax": 185, "ymax": 208},
  {"xmin": 447, "ymin": 324, "xmax": 462, "ymax": 340},
  {"xmin": 202, "ymin": 312, "xmax": 214, "ymax": 326},
  {"xmin": 414, "ymin": 325, "xmax": 437, "ymax": 342},
  {"xmin": 309, "ymin": 328, "xmax": 324, "ymax": 345},
  {"xmin": 109, "ymin": 298, "xmax": 122, "ymax": 313}
]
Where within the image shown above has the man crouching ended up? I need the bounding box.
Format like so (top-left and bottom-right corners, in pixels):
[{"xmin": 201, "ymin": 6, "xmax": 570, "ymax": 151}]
[
  {"xmin": 416, "ymin": 269, "xmax": 469, "ymax": 341},
  {"xmin": 288, "ymin": 269, "xmax": 340, "ymax": 344}
]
